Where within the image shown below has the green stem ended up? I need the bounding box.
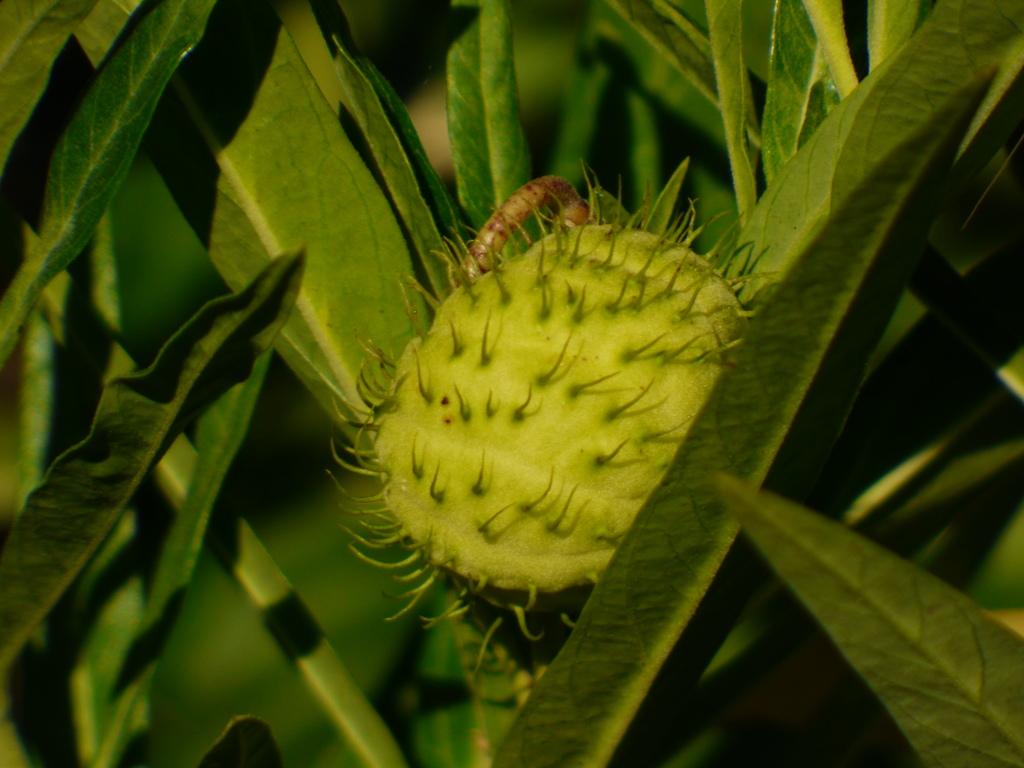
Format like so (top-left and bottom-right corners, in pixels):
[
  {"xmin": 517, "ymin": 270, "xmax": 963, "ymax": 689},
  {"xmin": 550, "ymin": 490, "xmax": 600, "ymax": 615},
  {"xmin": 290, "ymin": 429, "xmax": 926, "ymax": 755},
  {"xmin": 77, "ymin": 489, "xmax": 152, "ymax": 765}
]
[{"xmin": 803, "ymin": 0, "xmax": 859, "ymax": 98}]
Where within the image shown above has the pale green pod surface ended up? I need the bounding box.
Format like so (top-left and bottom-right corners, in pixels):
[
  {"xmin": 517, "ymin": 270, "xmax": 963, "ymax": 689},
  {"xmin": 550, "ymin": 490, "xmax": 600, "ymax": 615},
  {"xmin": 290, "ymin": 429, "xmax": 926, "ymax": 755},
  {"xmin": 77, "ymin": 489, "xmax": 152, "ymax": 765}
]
[{"xmin": 373, "ymin": 225, "xmax": 745, "ymax": 611}]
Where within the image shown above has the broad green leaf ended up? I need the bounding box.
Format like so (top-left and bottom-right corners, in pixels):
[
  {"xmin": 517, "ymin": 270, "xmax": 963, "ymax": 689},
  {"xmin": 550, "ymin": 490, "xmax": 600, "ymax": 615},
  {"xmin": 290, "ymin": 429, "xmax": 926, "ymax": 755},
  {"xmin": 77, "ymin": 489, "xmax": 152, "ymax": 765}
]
[
  {"xmin": 801, "ymin": 0, "xmax": 858, "ymax": 97},
  {"xmin": 197, "ymin": 716, "xmax": 283, "ymax": 768},
  {"xmin": 762, "ymin": 0, "xmax": 839, "ymax": 185},
  {"xmin": 306, "ymin": 0, "xmax": 456, "ymax": 296},
  {"xmin": 205, "ymin": 517, "xmax": 409, "ymax": 768},
  {"xmin": 493, "ymin": 73, "xmax": 987, "ymax": 768},
  {"xmin": 733, "ymin": 0, "xmax": 1024, "ymax": 290},
  {"xmin": 0, "ymin": 254, "xmax": 303, "ymax": 674},
  {"xmin": 0, "ymin": 0, "xmax": 219, "ymax": 369},
  {"xmin": 705, "ymin": 0, "xmax": 758, "ymax": 224},
  {"xmin": 717, "ymin": 476, "xmax": 1024, "ymax": 768},
  {"xmin": 140, "ymin": 0, "xmax": 421, "ymax": 417},
  {"xmin": 0, "ymin": 0, "xmax": 99, "ymax": 172},
  {"xmin": 447, "ymin": 0, "xmax": 531, "ymax": 228},
  {"xmin": 868, "ymin": 0, "xmax": 929, "ymax": 70}
]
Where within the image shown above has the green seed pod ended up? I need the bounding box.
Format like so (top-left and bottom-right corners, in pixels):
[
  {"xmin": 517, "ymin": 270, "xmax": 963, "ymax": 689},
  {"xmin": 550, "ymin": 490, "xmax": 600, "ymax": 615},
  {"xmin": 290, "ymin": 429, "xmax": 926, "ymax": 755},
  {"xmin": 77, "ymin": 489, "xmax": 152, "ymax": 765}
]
[{"xmin": 364, "ymin": 203, "xmax": 746, "ymax": 617}]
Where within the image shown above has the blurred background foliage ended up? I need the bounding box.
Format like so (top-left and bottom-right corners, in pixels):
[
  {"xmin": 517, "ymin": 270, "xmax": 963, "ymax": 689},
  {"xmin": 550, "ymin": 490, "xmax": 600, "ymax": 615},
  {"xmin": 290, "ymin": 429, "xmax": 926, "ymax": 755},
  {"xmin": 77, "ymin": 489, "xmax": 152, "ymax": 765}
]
[{"xmin": 1, "ymin": 0, "xmax": 1023, "ymax": 766}]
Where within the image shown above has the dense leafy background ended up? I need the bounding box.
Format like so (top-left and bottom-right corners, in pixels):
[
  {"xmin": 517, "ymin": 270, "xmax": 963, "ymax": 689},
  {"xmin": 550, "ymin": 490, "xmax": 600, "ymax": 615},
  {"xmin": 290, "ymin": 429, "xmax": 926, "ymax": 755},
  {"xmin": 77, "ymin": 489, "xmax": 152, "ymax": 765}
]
[{"xmin": 1, "ymin": 1, "xmax": 1024, "ymax": 767}]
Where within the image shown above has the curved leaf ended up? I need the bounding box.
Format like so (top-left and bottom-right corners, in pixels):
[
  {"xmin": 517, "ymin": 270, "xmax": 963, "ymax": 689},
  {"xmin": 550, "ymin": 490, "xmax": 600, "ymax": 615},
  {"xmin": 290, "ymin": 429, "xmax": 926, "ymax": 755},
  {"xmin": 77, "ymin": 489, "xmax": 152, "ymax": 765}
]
[
  {"xmin": 0, "ymin": 0, "xmax": 99, "ymax": 171},
  {"xmin": 492, "ymin": 72, "xmax": 988, "ymax": 768},
  {"xmin": 0, "ymin": 253, "xmax": 303, "ymax": 674},
  {"xmin": 718, "ymin": 476, "xmax": 1024, "ymax": 768},
  {"xmin": 197, "ymin": 716, "xmax": 283, "ymax": 768},
  {"xmin": 0, "ymin": 0, "xmax": 220, "ymax": 368},
  {"xmin": 447, "ymin": 0, "xmax": 531, "ymax": 228}
]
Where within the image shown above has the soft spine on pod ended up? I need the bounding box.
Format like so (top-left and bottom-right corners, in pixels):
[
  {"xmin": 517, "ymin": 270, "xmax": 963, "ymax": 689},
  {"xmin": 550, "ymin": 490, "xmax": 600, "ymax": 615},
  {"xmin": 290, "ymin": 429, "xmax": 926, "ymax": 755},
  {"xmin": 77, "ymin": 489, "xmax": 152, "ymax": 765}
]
[{"xmin": 344, "ymin": 178, "xmax": 746, "ymax": 627}]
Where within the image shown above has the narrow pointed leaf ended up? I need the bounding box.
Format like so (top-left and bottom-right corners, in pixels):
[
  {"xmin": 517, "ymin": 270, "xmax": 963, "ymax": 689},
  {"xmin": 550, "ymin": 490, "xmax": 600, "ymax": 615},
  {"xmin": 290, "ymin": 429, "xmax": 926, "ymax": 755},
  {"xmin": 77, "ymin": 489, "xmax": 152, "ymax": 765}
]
[
  {"xmin": 762, "ymin": 0, "xmax": 839, "ymax": 185},
  {"xmin": 645, "ymin": 157, "xmax": 689, "ymax": 235},
  {"xmin": 0, "ymin": 0, "xmax": 99, "ymax": 171},
  {"xmin": 0, "ymin": 0, "xmax": 219, "ymax": 368},
  {"xmin": 493, "ymin": 72, "xmax": 987, "ymax": 768},
  {"xmin": 307, "ymin": 0, "xmax": 456, "ymax": 296},
  {"xmin": 197, "ymin": 716, "xmax": 283, "ymax": 768},
  {"xmin": 447, "ymin": 0, "xmax": 531, "ymax": 228},
  {"xmin": 733, "ymin": 0, "xmax": 1024, "ymax": 290},
  {"xmin": 718, "ymin": 475, "xmax": 1024, "ymax": 768},
  {"xmin": 0, "ymin": 253, "xmax": 303, "ymax": 674},
  {"xmin": 705, "ymin": 0, "xmax": 758, "ymax": 224}
]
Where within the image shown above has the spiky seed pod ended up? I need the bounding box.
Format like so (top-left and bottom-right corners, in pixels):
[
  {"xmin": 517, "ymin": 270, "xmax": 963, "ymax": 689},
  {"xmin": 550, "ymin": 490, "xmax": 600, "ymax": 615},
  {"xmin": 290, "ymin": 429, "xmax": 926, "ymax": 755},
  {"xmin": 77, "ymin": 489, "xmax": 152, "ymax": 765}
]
[{"xmin": 370, "ymin": 222, "xmax": 746, "ymax": 613}]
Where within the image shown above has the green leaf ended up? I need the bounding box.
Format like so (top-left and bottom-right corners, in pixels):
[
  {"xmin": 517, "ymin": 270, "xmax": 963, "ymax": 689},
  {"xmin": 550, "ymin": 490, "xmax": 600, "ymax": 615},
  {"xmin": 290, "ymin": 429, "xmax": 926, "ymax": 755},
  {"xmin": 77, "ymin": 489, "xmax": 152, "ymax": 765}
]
[
  {"xmin": 306, "ymin": 0, "xmax": 456, "ymax": 296},
  {"xmin": 447, "ymin": 0, "xmax": 531, "ymax": 228},
  {"xmin": 0, "ymin": 0, "xmax": 99, "ymax": 171},
  {"xmin": 138, "ymin": 0, "xmax": 421, "ymax": 418},
  {"xmin": 0, "ymin": 253, "xmax": 303, "ymax": 674},
  {"xmin": 705, "ymin": 0, "xmax": 758, "ymax": 224},
  {"xmin": 493, "ymin": 71, "xmax": 987, "ymax": 768},
  {"xmin": 602, "ymin": 0, "xmax": 718, "ymax": 112},
  {"xmin": 196, "ymin": 716, "xmax": 283, "ymax": 768},
  {"xmin": 0, "ymin": 0, "xmax": 220, "ymax": 369},
  {"xmin": 948, "ymin": 37, "xmax": 1024, "ymax": 197},
  {"xmin": 733, "ymin": 0, "xmax": 1024, "ymax": 290},
  {"xmin": 717, "ymin": 476, "xmax": 1024, "ymax": 768},
  {"xmin": 645, "ymin": 157, "xmax": 690, "ymax": 235},
  {"xmin": 868, "ymin": 0, "xmax": 929, "ymax": 70},
  {"xmin": 762, "ymin": 0, "xmax": 839, "ymax": 186}
]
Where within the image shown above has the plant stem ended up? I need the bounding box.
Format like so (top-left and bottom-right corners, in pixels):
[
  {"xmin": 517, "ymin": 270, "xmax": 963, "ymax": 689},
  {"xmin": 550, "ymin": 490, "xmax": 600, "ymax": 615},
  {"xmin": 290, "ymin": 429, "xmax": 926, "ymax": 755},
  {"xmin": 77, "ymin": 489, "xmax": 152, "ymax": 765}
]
[{"xmin": 803, "ymin": 0, "xmax": 859, "ymax": 98}]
